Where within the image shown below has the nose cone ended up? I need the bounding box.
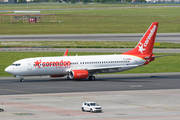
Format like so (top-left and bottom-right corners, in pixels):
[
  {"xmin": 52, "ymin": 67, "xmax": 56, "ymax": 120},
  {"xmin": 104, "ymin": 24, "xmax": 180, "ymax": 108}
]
[{"xmin": 5, "ymin": 66, "xmax": 13, "ymax": 75}]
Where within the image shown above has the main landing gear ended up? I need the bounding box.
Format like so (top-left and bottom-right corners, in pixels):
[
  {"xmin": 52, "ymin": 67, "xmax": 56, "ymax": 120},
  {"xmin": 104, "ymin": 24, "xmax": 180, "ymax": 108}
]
[
  {"xmin": 20, "ymin": 78, "xmax": 24, "ymax": 82},
  {"xmin": 88, "ymin": 75, "xmax": 95, "ymax": 81}
]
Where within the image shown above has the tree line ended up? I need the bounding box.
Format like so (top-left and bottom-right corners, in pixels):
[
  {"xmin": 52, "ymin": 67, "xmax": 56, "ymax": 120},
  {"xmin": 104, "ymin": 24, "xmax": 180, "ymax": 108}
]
[{"xmin": 18, "ymin": 0, "xmax": 147, "ymax": 3}]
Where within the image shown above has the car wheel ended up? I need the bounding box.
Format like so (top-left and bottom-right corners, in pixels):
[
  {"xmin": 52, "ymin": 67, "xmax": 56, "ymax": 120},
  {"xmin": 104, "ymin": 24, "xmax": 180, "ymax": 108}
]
[{"xmin": 82, "ymin": 107, "xmax": 85, "ymax": 112}]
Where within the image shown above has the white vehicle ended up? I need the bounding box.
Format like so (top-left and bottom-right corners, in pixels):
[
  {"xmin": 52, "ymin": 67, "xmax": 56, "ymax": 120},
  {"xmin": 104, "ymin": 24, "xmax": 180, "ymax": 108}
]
[
  {"xmin": 81, "ymin": 102, "xmax": 102, "ymax": 113},
  {"xmin": 5, "ymin": 22, "xmax": 168, "ymax": 82}
]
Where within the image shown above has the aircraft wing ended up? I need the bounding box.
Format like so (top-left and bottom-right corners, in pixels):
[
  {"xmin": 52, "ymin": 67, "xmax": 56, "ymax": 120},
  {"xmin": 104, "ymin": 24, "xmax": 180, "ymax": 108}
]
[
  {"xmin": 67, "ymin": 64, "xmax": 139, "ymax": 74},
  {"xmin": 87, "ymin": 65, "xmax": 139, "ymax": 71},
  {"xmin": 86, "ymin": 64, "xmax": 139, "ymax": 74}
]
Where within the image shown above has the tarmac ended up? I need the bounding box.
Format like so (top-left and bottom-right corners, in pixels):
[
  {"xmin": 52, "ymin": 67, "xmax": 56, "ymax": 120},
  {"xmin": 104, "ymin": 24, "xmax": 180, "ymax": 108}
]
[
  {"xmin": 1, "ymin": 48, "xmax": 180, "ymax": 53},
  {"xmin": 1, "ymin": 89, "xmax": 180, "ymax": 120},
  {"xmin": 0, "ymin": 33, "xmax": 180, "ymax": 43},
  {"xmin": 1, "ymin": 73, "xmax": 180, "ymax": 120}
]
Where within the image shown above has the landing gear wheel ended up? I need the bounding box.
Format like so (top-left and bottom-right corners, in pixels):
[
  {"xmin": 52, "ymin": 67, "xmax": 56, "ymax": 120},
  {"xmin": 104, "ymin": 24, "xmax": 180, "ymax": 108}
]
[
  {"xmin": 20, "ymin": 78, "xmax": 24, "ymax": 82},
  {"xmin": 91, "ymin": 76, "xmax": 95, "ymax": 81},
  {"xmin": 88, "ymin": 76, "xmax": 95, "ymax": 81}
]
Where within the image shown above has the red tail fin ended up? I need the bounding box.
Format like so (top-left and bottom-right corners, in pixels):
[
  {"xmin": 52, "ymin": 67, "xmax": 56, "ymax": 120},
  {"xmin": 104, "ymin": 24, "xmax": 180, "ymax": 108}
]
[{"xmin": 122, "ymin": 22, "xmax": 159, "ymax": 58}]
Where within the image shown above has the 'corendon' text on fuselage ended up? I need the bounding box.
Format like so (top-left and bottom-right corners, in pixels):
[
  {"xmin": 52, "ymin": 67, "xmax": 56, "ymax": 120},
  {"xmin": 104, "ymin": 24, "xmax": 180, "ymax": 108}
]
[{"xmin": 34, "ymin": 60, "xmax": 71, "ymax": 68}]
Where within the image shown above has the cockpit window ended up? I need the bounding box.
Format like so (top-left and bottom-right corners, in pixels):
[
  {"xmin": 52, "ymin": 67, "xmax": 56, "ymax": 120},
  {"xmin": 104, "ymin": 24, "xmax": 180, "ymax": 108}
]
[{"xmin": 12, "ymin": 64, "xmax": 21, "ymax": 66}]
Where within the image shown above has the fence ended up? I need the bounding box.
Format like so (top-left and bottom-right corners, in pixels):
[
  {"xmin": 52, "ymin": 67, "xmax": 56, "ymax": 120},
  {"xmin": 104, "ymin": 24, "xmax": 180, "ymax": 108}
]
[{"xmin": 0, "ymin": 14, "xmax": 56, "ymax": 23}]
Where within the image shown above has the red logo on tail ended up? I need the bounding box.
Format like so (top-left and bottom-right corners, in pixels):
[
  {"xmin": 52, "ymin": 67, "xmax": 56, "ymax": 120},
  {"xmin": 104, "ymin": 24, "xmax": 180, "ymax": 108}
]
[
  {"xmin": 137, "ymin": 25, "xmax": 157, "ymax": 54},
  {"xmin": 122, "ymin": 22, "xmax": 159, "ymax": 58}
]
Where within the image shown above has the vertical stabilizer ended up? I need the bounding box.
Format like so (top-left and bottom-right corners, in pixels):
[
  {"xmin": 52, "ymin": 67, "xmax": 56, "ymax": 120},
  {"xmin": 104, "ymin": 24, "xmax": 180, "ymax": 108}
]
[{"xmin": 122, "ymin": 22, "xmax": 159, "ymax": 58}]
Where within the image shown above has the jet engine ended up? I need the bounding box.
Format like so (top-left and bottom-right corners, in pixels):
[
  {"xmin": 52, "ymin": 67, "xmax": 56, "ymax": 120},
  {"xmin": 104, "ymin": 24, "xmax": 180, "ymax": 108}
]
[{"xmin": 69, "ymin": 70, "xmax": 89, "ymax": 79}]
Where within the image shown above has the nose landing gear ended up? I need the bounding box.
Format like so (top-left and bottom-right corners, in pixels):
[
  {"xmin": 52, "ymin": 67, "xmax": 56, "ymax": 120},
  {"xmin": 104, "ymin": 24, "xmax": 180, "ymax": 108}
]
[
  {"xmin": 14, "ymin": 75, "xmax": 24, "ymax": 82},
  {"xmin": 20, "ymin": 78, "xmax": 24, "ymax": 82}
]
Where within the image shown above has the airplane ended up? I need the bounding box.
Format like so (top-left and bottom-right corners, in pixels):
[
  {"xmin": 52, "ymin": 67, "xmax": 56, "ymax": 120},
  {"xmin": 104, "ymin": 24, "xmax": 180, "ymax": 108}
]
[{"xmin": 5, "ymin": 22, "xmax": 160, "ymax": 82}]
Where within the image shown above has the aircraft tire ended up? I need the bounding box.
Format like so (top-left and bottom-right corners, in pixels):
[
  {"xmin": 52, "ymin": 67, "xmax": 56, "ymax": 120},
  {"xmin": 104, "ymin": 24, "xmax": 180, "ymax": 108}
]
[
  {"xmin": 20, "ymin": 78, "xmax": 24, "ymax": 82},
  {"xmin": 88, "ymin": 76, "xmax": 95, "ymax": 81},
  {"xmin": 91, "ymin": 76, "xmax": 95, "ymax": 81}
]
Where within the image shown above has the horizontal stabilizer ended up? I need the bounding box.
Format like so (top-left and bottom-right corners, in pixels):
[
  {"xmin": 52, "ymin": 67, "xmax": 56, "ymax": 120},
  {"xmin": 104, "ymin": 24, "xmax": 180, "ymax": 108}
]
[{"xmin": 152, "ymin": 54, "xmax": 177, "ymax": 58}]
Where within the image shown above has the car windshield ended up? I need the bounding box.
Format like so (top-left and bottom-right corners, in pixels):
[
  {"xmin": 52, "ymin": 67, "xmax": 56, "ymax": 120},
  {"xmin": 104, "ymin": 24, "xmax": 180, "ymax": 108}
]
[{"xmin": 90, "ymin": 103, "xmax": 99, "ymax": 106}]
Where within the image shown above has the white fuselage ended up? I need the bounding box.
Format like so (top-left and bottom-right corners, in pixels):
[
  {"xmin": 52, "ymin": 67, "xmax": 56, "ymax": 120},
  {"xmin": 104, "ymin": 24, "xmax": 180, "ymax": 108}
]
[
  {"xmin": 5, "ymin": 22, "xmax": 159, "ymax": 81},
  {"xmin": 5, "ymin": 54, "xmax": 145, "ymax": 77}
]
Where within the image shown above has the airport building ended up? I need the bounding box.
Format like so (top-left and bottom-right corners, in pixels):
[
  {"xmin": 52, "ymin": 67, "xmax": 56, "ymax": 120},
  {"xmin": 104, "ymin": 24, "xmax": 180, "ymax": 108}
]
[{"xmin": 145, "ymin": 0, "xmax": 180, "ymax": 2}]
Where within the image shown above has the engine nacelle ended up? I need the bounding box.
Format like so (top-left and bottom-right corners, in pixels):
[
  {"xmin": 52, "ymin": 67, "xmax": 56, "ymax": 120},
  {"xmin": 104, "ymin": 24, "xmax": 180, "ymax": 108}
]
[{"xmin": 69, "ymin": 70, "xmax": 89, "ymax": 79}]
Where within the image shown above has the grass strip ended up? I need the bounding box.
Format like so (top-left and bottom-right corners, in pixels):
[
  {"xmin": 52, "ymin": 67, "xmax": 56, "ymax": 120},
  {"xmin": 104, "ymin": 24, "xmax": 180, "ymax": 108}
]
[
  {"xmin": 1, "ymin": 52, "xmax": 179, "ymax": 77},
  {"xmin": 0, "ymin": 41, "xmax": 180, "ymax": 48},
  {"xmin": 0, "ymin": 5, "xmax": 180, "ymax": 34}
]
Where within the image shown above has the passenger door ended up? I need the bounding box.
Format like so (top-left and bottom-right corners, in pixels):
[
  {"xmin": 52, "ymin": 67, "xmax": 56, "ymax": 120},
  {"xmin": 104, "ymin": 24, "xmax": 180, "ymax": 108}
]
[
  {"xmin": 86, "ymin": 103, "xmax": 90, "ymax": 111},
  {"xmin": 27, "ymin": 60, "xmax": 32, "ymax": 70}
]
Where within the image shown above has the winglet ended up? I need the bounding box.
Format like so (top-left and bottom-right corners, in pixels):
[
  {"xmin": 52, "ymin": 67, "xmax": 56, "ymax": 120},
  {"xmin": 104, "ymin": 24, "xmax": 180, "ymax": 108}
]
[
  {"xmin": 63, "ymin": 49, "xmax": 68, "ymax": 56},
  {"xmin": 122, "ymin": 22, "xmax": 159, "ymax": 58}
]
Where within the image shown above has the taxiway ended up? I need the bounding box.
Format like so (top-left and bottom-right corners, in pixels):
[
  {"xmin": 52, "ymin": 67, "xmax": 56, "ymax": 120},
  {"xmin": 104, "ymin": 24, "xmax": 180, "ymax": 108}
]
[{"xmin": 0, "ymin": 33, "xmax": 180, "ymax": 43}]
